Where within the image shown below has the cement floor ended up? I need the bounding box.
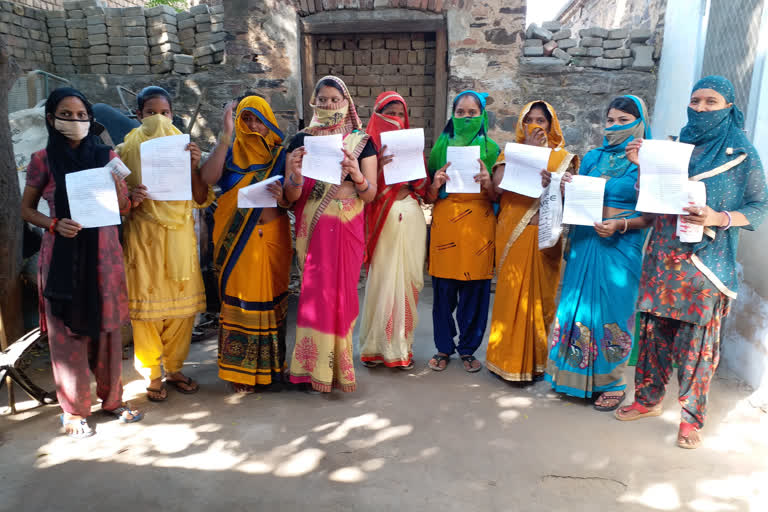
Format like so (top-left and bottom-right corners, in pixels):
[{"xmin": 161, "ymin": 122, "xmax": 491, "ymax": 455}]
[{"xmin": 1, "ymin": 284, "xmax": 767, "ymax": 512}]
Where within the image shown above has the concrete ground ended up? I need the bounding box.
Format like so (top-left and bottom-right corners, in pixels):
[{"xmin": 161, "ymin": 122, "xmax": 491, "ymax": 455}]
[{"xmin": 1, "ymin": 282, "xmax": 767, "ymax": 512}]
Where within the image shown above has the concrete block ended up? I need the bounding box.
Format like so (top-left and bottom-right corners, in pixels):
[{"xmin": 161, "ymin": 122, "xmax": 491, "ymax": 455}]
[
  {"xmin": 587, "ymin": 47, "xmax": 603, "ymax": 57},
  {"xmin": 523, "ymin": 45, "xmax": 544, "ymax": 57},
  {"xmin": 47, "ymin": 18, "xmax": 66, "ymax": 27},
  {"xmin": 46, "ymin": 11, "xmax": 66, "ymax": 19},
  {"xmin": 126, "ymin": 45, "xmax": 149, "ymax": 56},
  {"xmin": 67, "ymin": 10, "xmax": 85, "ymax": 20},
  {"xmin": 179, "ymin": 27, "xmax": 195, "ymax": 40},
  {"xmin": 543, "ymin": 40, "xmax": 558, "ymax": 56},
  {"xmin": 88, "ymin": 33, "xmax": 107, "ymax": 45},
  {"xmin": 90, "ymin": 63, "xmax": 109, "ymax": 74},
  {"xmin": 196, "ymin": 23, "xmax": 211, "ymax": 33},
  {"xmin": 178, "ymin": 18, "xmax": 195, "ymax": 30},
  {"xmin": 149, "ymin": 32, "xmax": 178, "ymax": 45},
  {"xmin": 53, "ymin": 54, "xmax": 73, "ymax": 64},
  {"xmin": 207, "ymin": 31, "xmax": 226, "ymax": 43},
  {"xmin": 196, "ymin": 54, "xmax": 213, "ymax": 66},
  {"xmin": 70, "ymin": 39, "xmax": 90, "ymax": 49},
  {"xmin": 148, "ymin": 22, "xmax": 177, "ymax": 35},
  {"xmin": 520, "ymin": 57, "xmax": 567, "ymax": 71},
  {"xmin": 55, "ymin": 64, "xmax": 76, "ymax": 73},
  {"xmin": 109, "ymin": 64, "xmax": 129, "ymax": 74},
  {"xmin": 110, "ymin": 36, "xmax": 146, "ymax": 46},
  {"xmin": 122, "ymin": 7, "xmax": 145, "ymax": 17},
  {"xmin": 108, "ymin": 55, "xmax": 130, "ymax": 65},
  {"xmin": 603, "ymin": 39, "xmax": 623, "ymax": 49},
  {"xmin": 174, "ymin": 62, "xmax": 194, "ymax": 74},
  {"xmin": 146, "ymin": 5, "xmax": 176, "ymax": 17},
  {"xmin": 552, "ymin": 48, "xmax": 571, "ymax": 63},
  {"xmin": 552, "ymin": 28, "xmax": 571, "ymax": 41},
  {"xmin": 557, "ymin": 38, "xmax": 576, "ymax": 49},
  {"xmin": 608, "ymin": 27, "xmax": 630, "ymax": 39},
  {"xmin": 51, "ymin": 37, "xmax": 70, "ymax": 47},
  {"xmin": 525, "ymin": 23, "xmax": 553, "ymax": 42},
  {"xmin": 542, "ymin": 21, "xmax": 561, "ymax": 32},
  {"xmin": 151, "ymin": 42, "xmax": 181, "ymax": 54},
  {"xmin": 52, "ymin": 46, "xmax": 71, "ymax": 56},
  {"xmin": 211, "ymin": 14, "xmax": 223, "ymax": 24},
  {"xmin": 123, "ymin": 26, "xmax": 146, "ymax": 37},
  {"xmin": 127, "ymin": 54, "xmax": 148, "ymax": 65},
  {"xmin": 176, "ymin": 11, "xmax": 193, "ymax": 22},
  {"xmin": 150, "ymin": 52, "xmax": 173, "ymax": 65},
  {"xmin": 90, "ymin": 44, "xmax": 109, "ymax": 54},
  {"xmin": 210, "ymin": 5, "xmax": 224, "ymax": 15},
  {"xmin": 210, "ymin": 23, "xmax": 222, "ymax": 32},
  {"xmin": 151, "ymin": 61, "xmax": 173, "ymax": 74},
  {"xmin": 65, "ymin": 18, "xmax": 87, "ymax": 28},
  {"xmin": 630, "ymin": 28, "xmax": 652, "ymax": 43},
  {"xmin": 580, "ymin": 37, "xmax": 603, "ymax": 47},
  {"xmin": 122, "ymin": 16, "xmax": 146, "ymax": 28},
  {"xmin": 622, "ymin": 57, "xmax": 634, "ymax": 67},
  {"xmin": 88, "ymin": 53, "xmax": 107, "ymax": 64},
  {"xmin": 84, "ymin": 6, "xmax": 105, "ymax": 16},
  {"xmin": 595, "ymin": 57, "xmax": 622, "ymax": 70},
  {"xmin": 71, "ymin": 48, "xmax": 88, "ymax": 57},
  {"xmin": 189, "ymin": 4, "xmax": 210, "ymax": 15},
  {"xmin": 579, "ymin": 27, "xmax": 608, "ymax": 38},
  {"xmin": 193, "ymin": 45, "xmax": 213, "ymax": 58},
  {"xmin": 49, "ymin": 26, "xmax": 67, "ymax": 37},
  {"xmin": 571, "ymin": 57, "xmax": 595, "ymax": 67},
  {"xmin": 211, "ymin": 40, "xmax": 225, "ymax": 52},
  {"xmin": 87, "ymin": 23, "xmax": 106, "ymax": 34},
  {"xmin": 524, "ymin": 39, "xmax": 543, "ymax": 47},
  {"xmin": 68, "ymin": 28, "xmax": 88, "ymax": 39},
  {"xmin": 173, "ymin": 53, "xmax": 194, "ymax": 64},
  {"xmin": 631, "ymin": 45, "xmax": 654, "ymax": 70},
  {"xmin": 194, "ymin": 13, "xmax": 211, "ymax": 23},
  {"xmin": 107, "ymin": 25, "xmax": 124, "ymax": 36},
  {"xmin": 604, "ymin": 48, "xmax": 631, "ymax": 59}
]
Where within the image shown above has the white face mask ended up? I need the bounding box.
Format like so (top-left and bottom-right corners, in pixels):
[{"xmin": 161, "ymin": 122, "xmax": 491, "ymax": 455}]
[{"xmin": 54, "ymin": 118, "xmax": 90, "ymax": 141}]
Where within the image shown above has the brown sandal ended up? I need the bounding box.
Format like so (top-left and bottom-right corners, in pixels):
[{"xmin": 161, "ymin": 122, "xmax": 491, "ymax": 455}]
[
  {"xmin": 677, "ymin": 422, "xmax": 702, "ymax": 449},
  {"xmin": 615, "ymin": 401, "xmax": 663, "ymax": 421}
]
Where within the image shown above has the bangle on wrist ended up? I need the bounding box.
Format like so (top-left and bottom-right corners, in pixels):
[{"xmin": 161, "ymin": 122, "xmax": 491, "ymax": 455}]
[
  {"xmin": 49, "ymin": 218, "xmax": 58, "ymax": 234},
  {"xmin": 288, "ymin": 173, "xmax": 303, "ymax": 187},
  {"xmin": 355, "ymin": 178, "xmax": 370, "ymax": 194},
  {"xmin": 620, "ymin": 217, "xmax": 629, "ymax": 234},
  {"xmin": 722, "ymin": 210, "xmax": 732, "ymax": 229}
]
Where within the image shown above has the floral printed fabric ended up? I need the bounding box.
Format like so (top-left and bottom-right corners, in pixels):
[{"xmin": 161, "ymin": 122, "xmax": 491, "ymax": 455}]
[
  {"xmin": 633, "ymin": 302, "xmax": 727, "ymax": 429},
  {"xmin": 636, "ymin": 214, "xmax": 722, "ymax": 326}
]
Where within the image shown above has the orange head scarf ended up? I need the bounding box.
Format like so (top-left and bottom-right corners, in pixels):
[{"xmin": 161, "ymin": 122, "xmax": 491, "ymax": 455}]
[
  {"xmin": 225, "ymin": 95, "xmax": 283, "ymax": 174},
  {"xmin": 515, "ymin": 100, "xmax": 565, "ymax": 150}
]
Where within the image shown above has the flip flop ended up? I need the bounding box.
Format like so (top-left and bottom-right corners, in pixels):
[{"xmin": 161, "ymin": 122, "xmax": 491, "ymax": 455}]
[
  {"xmin": 614, "ymin": 401, "xmax": 663, "ymax": 421},
  {"xmin": 593, "ymin": 391, "xmax": 626, "ymax": 412},
  {"xmin": 677, "ymin": 422, "xmax": 702, "ymax": 449},
  {"xmin": 60, "ymin": 414, "xmax": 95, "ymax": 439},
  {"xmin": 460, "ymin": 355, "xmax": 482, "ymax": 373},
  {"xmin": 146, "ymin": 384, "xmax": 167, "ymax": 402},
  {"xmin": 166, "ymin": 376, "xmax": 199, "ymax": 394},
  {"xmin": 102, "ymin": 403, "xmax": 143, "ymax": 423},
  {"xmin": 428, "ymin": 354, "xmax": 450, "ymax": 371}
]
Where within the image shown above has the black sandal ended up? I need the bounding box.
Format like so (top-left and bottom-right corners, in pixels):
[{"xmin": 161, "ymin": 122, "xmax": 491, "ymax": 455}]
[
  {"xmin": 428, "ymin": 354, "xmax": 450, "ymax": 371},
  {"xmin": 460, "ymin": 355, "xmax": 482, "ymax": 373},
  {"xmin": 166, "ymin": 376, "xmax": 199, "ymax": 394},
  {"xmin": 593, "ymin": 391, "xmax": 626, "ymax": 412}
]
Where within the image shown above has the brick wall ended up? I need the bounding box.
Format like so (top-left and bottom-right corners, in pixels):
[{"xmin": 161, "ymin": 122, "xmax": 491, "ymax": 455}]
[
  {"xmin": 0, "ymin": 1, "xmax": 51, "ymax": 71},
  {"xmin": 314, "ymin": 33, "xmax": 437, "ymax": 146},
  {"xmin": 8, "ymin": 0, "xmax": 144, "ymax": 8}
]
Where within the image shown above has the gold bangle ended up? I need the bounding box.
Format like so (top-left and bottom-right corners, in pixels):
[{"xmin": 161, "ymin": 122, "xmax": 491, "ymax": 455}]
[{"xmin": 620, "ymin": 218, "xmax": 629, "ymax": 234}]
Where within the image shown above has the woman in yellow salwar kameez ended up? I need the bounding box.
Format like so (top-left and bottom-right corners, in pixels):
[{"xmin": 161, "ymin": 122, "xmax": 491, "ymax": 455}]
[
  {"xmin": 486, "ymin": 101, "xmax": 578, "ymax": 382},
  {"xmin": 121, "ymin": 86, "xmax": 214, "ymax": 401},
  {"xmin": 199, "ymin": 95, "xmax": 292, "ymax": 394}
]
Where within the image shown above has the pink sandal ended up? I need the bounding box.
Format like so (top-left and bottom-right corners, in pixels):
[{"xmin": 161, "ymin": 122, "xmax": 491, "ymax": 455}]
[{"xmin": 614, "ymin": 401, "xmax": 663, "ymax": 421}]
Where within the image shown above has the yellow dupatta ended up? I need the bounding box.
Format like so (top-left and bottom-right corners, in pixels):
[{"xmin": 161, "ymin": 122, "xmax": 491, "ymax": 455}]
[{"xmin": 120, "ymin": 114, "xmax": 197, "ymax": 281}]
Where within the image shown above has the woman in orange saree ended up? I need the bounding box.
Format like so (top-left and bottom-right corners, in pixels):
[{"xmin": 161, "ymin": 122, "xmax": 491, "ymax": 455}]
[{"xmin": 486, "ymin": 101, "xmax": 578, "ymax": 382}]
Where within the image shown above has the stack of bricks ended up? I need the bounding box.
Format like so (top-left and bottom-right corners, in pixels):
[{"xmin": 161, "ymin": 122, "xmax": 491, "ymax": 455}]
[
  {"xmin": 192, "ymin": 3, "xmax": 225, "ymax": 69},
  {"xmin": 522, "ymin": 21, "xmax": 655, "ymax": 71},
  {"xmin": 86, "ymin": 2, "xmax": 109, "ymax": 74},
  {"xmin": 106, "ymin": 5, "xmax": 149, "ymax": 75},
  {"xmin": 64, "ymin": 1, "xmax": 93, "ymax": 74},
  {"xmin": 314, "ymin": 33, "xmax": 437, "ymax": 146},
  {"xmin": 0, "ymin": 2, "xmax": 52, "ymax": 72},
  {"xmin": 146, "ymin": 4, "xmax": 178, "ymax": 74},
  {"xmin": 47, "ymin": 8, "xmax": 70, "ymax": 74}
]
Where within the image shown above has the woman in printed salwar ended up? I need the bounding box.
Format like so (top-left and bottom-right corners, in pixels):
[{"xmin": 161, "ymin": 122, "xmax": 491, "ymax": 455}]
[
  {"xmin": 120, "ymin": 86, "xmax": 213, "ymax": 402},
  {"xmin": 21, "ymin": 87, "xmax": 142, "ymax": 438},
  {"xmin": 359, "ymin": 91, "xmax": 429, "ymax": 371},
  {"xmin": 284, "ymin": 76, "xmax": 378, "ymax": 393},
  {"xmin": 425, "ymin": 90, "xmax": 500, "ymax": 373},
  {"xmin": 486, "ymin": 101, "xmax": 578, "ymax": 383},
  {"xmin": 616, "ymin": 76, "xmax": 768, "ymax": 449},
  {"xmin": 545, "ymin": 95, "xmax": 653, "ymax": 411},
  {"xmin": 199, "ymin": 95, "xmax": 293, "ymax": 393}
]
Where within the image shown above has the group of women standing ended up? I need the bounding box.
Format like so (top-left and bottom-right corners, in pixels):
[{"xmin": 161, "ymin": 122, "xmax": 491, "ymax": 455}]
[{"xmin": 20, "ymin": 73, "xmax": 766, "ymax": 450}]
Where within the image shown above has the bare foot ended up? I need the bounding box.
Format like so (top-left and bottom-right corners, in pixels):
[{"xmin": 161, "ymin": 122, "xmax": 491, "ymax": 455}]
[{"xmin": 677, "ymin": 423, "xmax": 702, "ymax": 449}]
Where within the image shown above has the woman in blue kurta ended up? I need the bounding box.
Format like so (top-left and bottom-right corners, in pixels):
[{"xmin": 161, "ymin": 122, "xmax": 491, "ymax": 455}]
[
  {"xmin": 616, "ymin": 76, "xmax": 768, "ymax": 449},
  {"xmin": 545, "ymin": 95, "xmax": 653, "ymax": 411}
]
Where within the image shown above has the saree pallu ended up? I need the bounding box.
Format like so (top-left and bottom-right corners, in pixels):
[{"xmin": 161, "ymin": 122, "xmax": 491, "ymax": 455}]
[
  {"xmin": 545, "ymin": 224, "xmax": 644, "ymax": 397},
  {"xmin": 486, "ymin": 150, "xmax": 573, "ymax": 381},
  {"xmin": 360, "ymin": 196, "xmax": 426, "ymax": 366},
  {"xmin": 289, "ymin": 196, "xmax": 365, "ymax": 392},
  {"xmin": 429, "ymin": 194, "xmax": 496, "ymax": 281}
]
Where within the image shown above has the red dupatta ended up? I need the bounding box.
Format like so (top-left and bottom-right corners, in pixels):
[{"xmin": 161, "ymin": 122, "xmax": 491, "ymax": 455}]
[{"xmin": 364, "ymin": 91, "xmax": 429, "ymax": 267}]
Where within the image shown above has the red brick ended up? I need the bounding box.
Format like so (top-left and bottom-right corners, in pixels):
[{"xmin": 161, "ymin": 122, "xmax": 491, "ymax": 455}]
[
  {"xmin": 343, "ymin": 51, "xmax": 354, "ymax": 65},
  {"xmin": 396, "ymin": 86, "xmax": 410, "ymax": 97},
  {"xmin": 398, "ymin": 39, "xmax": 410, "ymax": 50},
  {"xmin": 407, "ymin": 51, "xmax": 418, "ymax": 64},
  {"xmin": 413, "ymin": 40, "xmax": 426, "ymax": 50},
  {"xmin": 410, "ymin": 85, "xmax": 425, "ymax": 96},
  {"xmin": 389, "ymin": 50, "xmax": 399, "ymax": 65},
  {"xmin": 317, "ymin": 40, "xmax": 330, "ymax": 50},
  {"xmin": 381, "ymin": 75, "xmax": 402, "ymax": 86},
  {"xmin": 408, "ymin": 96, "xmax": 427, "ymax": 106},
  {"xmin": 344, "ymin": 39, "xmax": 357, "ymax": 50},
  {"xmin": 331, "ymin": 39, "xmax": 343, "ymax": 50},
  {"xmin": 316, "ymin": 64, "xmax": 330, "ymax": 75},
  {"xmin": 371, "ymin": 49, "xmax": 388, "ymax": 65},
  {"xmin": 359, "ymin": 39, "xmax": 371, "ymax": 50},
  {"xmin": 385, "ymin": 39, "xmax": 398, "ymax": 49},
  {"xmin": 347, "ymin": 86, "xmax": 357, "ymax": 96},
  {"xmin": 357, "ymin": 65, "xmax": 371, "ymax": 75},
  {"xmin": 343, "ymin": 65, "xmax": 356, "ymax": 75},
  {"xmin": 417, "ymin": 50, "xmax": 426, "ymax": 64},
  {"xmin": 356, "ymin": 75, "xmax": 381, "ymax": 86},
  {"xmin": 406, "ymin": 75, "xmax": 427, "ymax": 85},
  {"xmin": 357, "ymin": 86, "xmax": 371, "ymax": 97},
  {"xmin": 399, "ymin": 50, "xmax": 409, "ymax": 64},
  {"xmin": 355, "ymin": 50, "xmax": 371, "ymax": 65},
  {"xmin": 371, "ymin": 39, "xmax": 385, "ymax": 49},
  {"xmin": 410, "ymin": 106, "xmax": 424, "ymax": 118}
]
